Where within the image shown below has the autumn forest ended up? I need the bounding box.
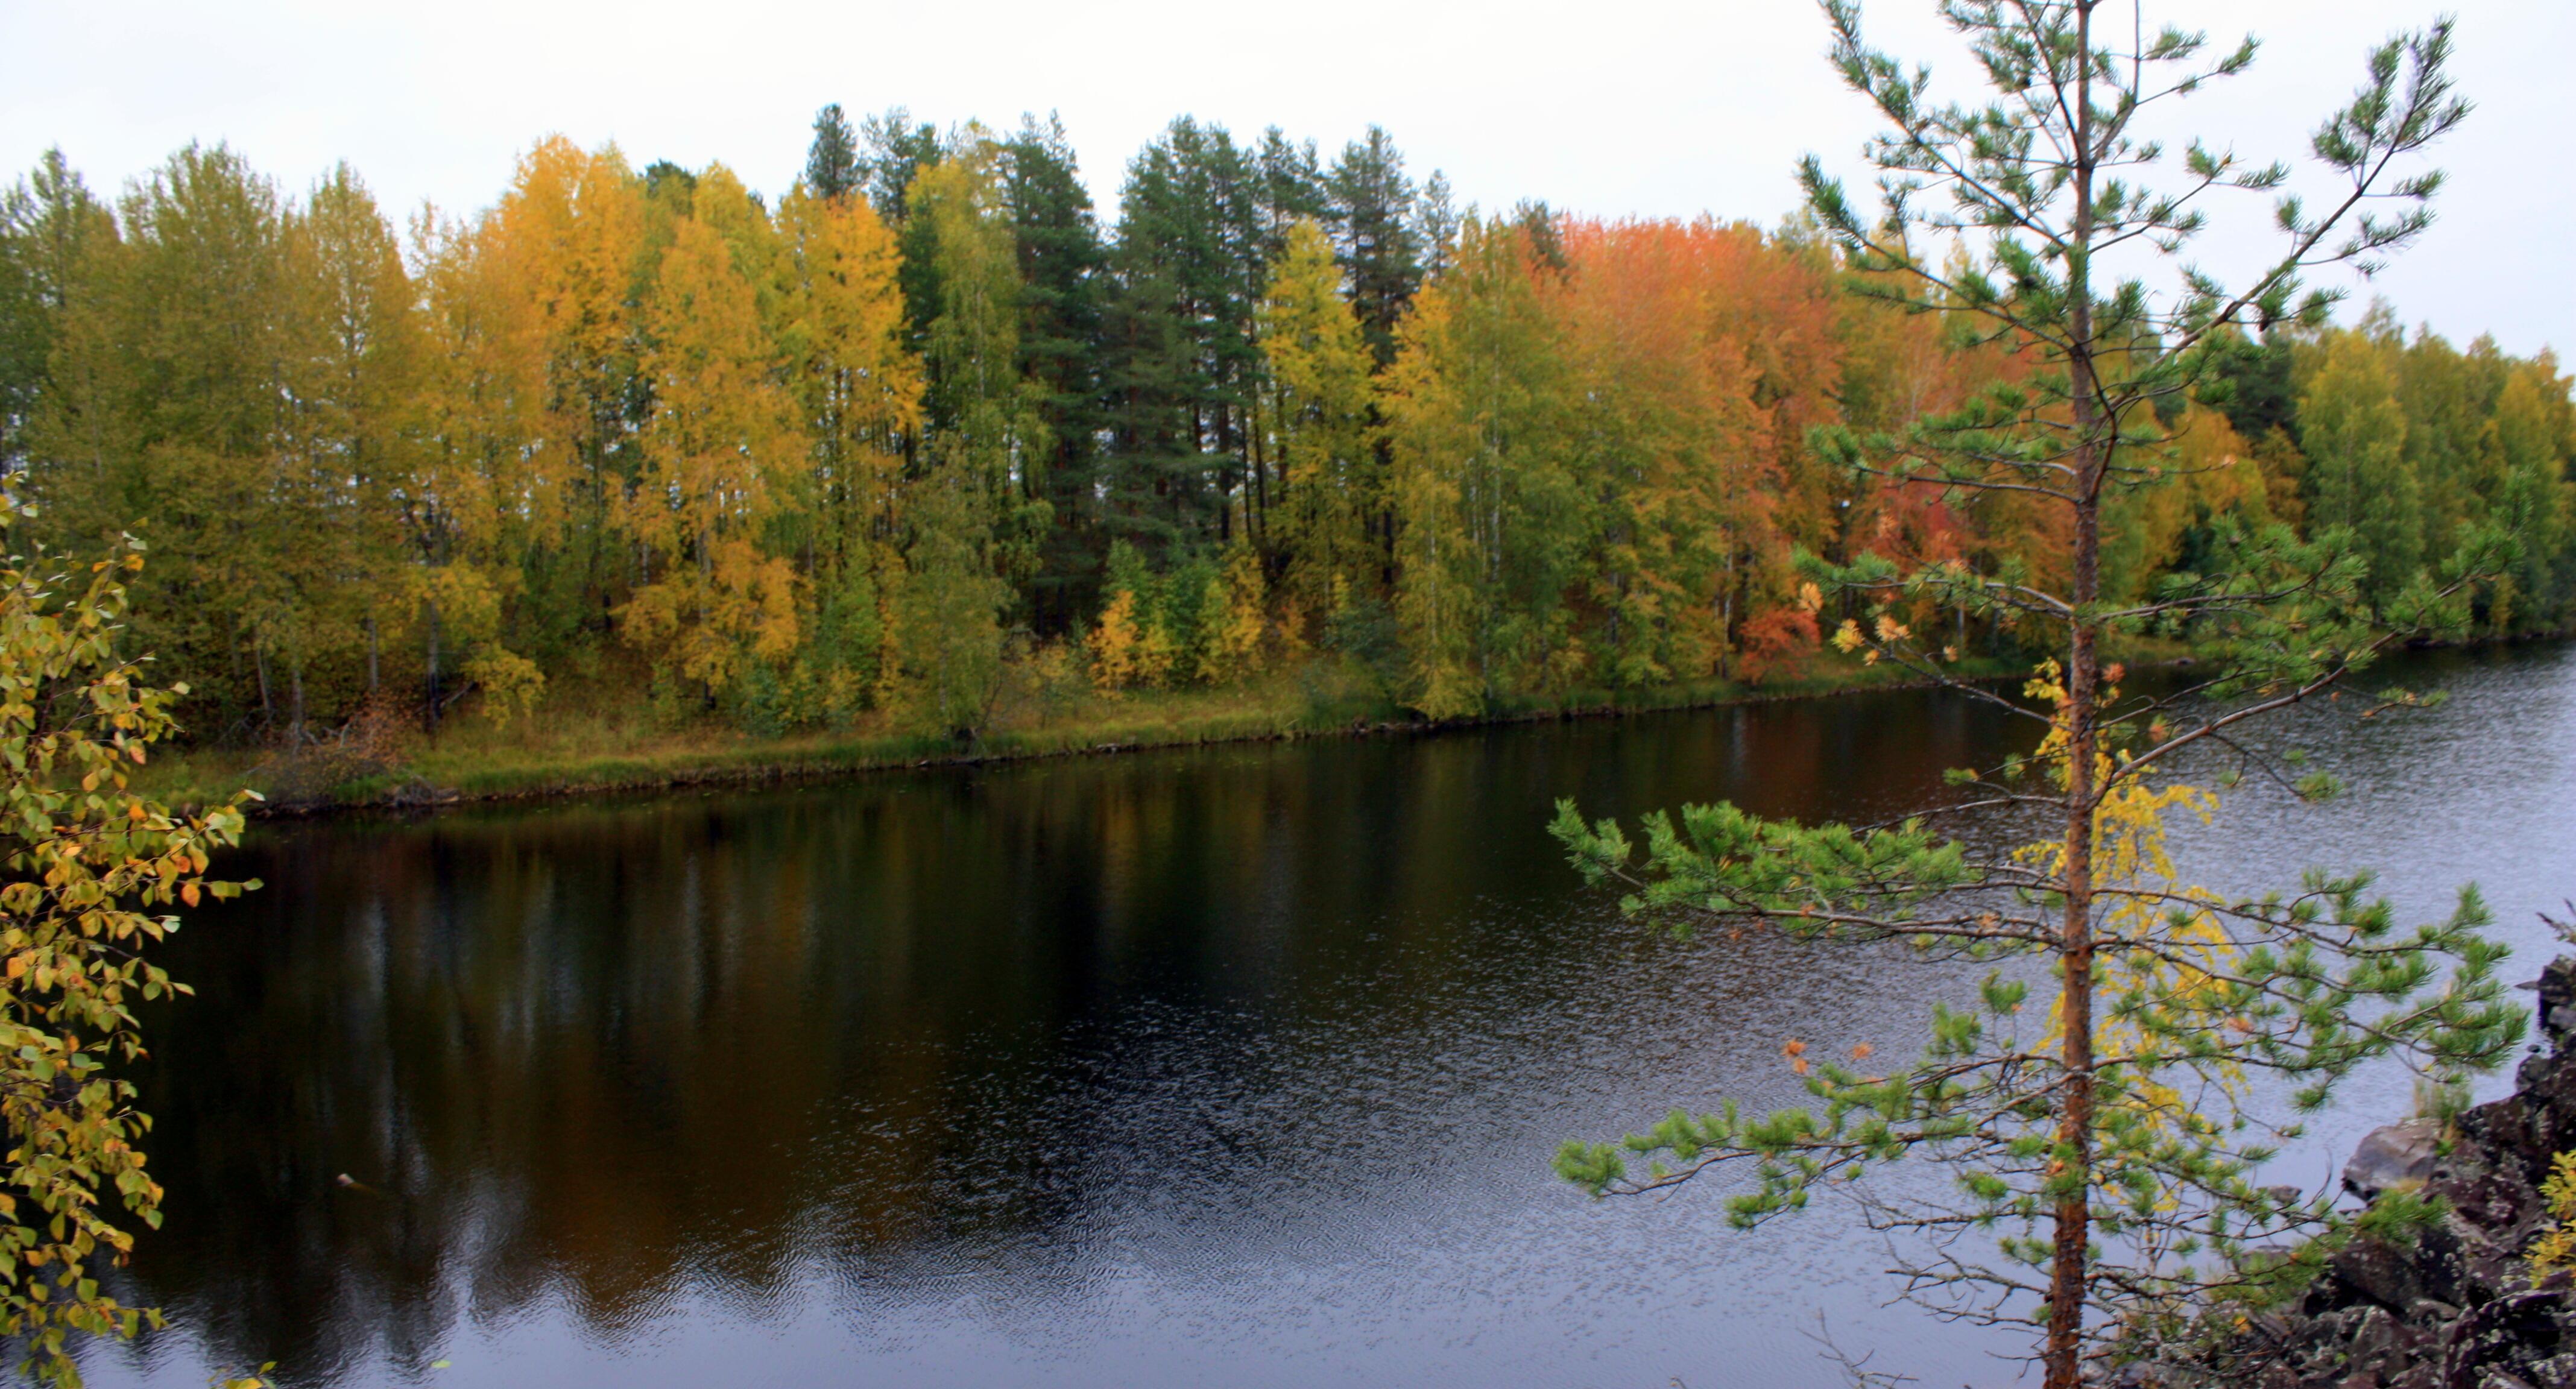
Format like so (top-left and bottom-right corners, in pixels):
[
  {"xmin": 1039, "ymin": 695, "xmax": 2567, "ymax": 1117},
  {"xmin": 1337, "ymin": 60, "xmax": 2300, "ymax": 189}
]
[{"xmin": 0, "ymin": 107, "xmax": 2568, "ymax": 751}]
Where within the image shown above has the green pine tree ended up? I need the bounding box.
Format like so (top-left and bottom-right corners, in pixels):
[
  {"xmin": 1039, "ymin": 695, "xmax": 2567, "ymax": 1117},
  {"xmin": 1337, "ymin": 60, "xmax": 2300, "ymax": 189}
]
[
  {"xmin": 1100, "ymin": 118, "xmax": 1266, "ymax": 556},
  {"xmin": 1002, "ymin": 114, "xmax": 1111, "ymax": 632},
  {"xmin": 1325, "ymin": 126, "xmax": 1423, "ymax": 368},
  {"xmin": 1547, "ymin": 11, "xmax": 2520, "ymax": 1389},
  {"xmin": 804, "ymin": 103, "xmax": 862, "ymax": 201}
]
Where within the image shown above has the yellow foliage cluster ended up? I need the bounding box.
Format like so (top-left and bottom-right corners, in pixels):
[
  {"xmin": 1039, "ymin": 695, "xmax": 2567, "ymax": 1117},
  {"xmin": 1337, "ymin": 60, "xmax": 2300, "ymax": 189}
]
[
  {"xmin": 2530, "ymin": 1151, "xmax": 2576, "ymax": 1273},
  {"xmin": 424, "ymin": 140, "xmax": 916, "ymax": 725},
  {"xmin": 1261, "ymin": 222, "xmax": 1378, "ymax": 623},
  {"xmin": 619, "ymin": 538, "xmax": 802, "ymax": 695},
  {"xmin": 461, "ymin": 648, "xmax": 546, "ymax": 729},
  {"xmin": 1086, "ymin": 546, "xmax": 1274, "ymax": 695},
  {"xmin": 1087, "ymin": 591, "xmax": 1164, "ymax": 692},
  {"xmin": 1196, "ymin": 547, "xmax": 1272, "ymax": 684},
  {"xmin": 2018, "ymin": 663, "xmax": 2249, "ymax": 1172}
]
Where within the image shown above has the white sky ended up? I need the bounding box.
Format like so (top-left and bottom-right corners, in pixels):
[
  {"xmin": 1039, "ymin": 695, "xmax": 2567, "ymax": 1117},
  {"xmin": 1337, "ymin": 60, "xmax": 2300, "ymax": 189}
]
[{"xmin": 4, "ymin": 0, "xmax": 2567, "ymax": 359}]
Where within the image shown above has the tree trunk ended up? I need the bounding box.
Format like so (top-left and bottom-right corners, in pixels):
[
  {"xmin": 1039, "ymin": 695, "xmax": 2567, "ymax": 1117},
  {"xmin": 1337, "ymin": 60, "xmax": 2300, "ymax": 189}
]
[
  {"xmin": 2047, "ymin": 8, "xmax": 2102, "ymax": 1387},
  {"xmin": 424, "ymin": 598, "xmax": 443, "ymax": 732},
  {"xmin": 254, "ymin": 643, "xmax": 273, "ymax": 739}
]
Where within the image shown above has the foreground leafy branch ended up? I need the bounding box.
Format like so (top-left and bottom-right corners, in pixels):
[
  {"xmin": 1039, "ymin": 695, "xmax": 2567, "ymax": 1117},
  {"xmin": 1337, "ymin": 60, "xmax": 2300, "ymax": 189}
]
[{"xmin": 0, "ymin": 536, "xmax": 255, "ymax": 1385}]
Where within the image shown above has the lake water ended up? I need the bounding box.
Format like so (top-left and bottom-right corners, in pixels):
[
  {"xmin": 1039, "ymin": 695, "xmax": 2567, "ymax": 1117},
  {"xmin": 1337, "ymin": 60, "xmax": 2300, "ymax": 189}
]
[{"xmin": 83, "ymin": 643, "xmax": 2576, "ymax": 1388}]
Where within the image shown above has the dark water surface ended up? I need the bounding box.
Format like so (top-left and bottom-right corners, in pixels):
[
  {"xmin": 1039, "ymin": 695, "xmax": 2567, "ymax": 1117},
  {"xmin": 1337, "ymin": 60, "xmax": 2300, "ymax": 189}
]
[{"xmin": 87, "ymin": 644, "xmax": 2576, "ymax": 1389}]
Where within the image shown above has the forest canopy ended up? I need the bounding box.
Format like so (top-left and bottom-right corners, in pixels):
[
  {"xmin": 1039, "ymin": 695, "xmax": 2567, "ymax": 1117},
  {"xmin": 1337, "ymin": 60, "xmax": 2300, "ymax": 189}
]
[{"xmin": 0, "ymin": 109, "xmax": 2566, "ymax": 744}]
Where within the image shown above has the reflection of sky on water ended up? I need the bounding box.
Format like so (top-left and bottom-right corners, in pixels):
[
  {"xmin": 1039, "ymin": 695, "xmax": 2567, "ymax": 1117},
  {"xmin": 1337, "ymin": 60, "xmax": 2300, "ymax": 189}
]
[
  {"xmin": 2160, "ymin": 646, "xmax": 2576, "ymax": 1189},
  {"xmin": 84, "ymin": 643, "xmax": 2576, "ymax": 1389}
]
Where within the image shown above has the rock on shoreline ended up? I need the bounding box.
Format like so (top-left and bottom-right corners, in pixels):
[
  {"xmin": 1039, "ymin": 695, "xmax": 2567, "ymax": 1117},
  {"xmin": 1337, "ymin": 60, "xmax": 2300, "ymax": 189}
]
[{"xmin": 2161, "ymin": 957, "xmax": 2576, "ymax": 1388}]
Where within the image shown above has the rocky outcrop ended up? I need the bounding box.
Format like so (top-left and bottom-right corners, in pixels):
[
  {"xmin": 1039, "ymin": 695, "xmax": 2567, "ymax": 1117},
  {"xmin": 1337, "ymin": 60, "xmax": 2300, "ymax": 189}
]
[
  {"xmin": 2343, "ymin": 1120, "xmax": 2442, "ymax": 1201},
  {"xmin": 2159, "ymin": 956, "xmax": 2576, "ymax": 1388}
]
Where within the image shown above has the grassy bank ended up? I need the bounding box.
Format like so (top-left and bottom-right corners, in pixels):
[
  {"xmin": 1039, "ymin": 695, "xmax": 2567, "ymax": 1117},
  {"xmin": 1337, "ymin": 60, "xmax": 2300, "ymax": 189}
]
[{"xmin": 139, "ymin": 650, "xmax": 2040, "ymax": 814}]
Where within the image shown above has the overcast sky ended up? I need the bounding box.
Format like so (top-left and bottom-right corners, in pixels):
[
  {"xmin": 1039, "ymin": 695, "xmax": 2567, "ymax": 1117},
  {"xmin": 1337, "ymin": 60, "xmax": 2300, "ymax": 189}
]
[{"xmin": 5, "ymin": 0, "xmax": 2566, "ymax": 359}]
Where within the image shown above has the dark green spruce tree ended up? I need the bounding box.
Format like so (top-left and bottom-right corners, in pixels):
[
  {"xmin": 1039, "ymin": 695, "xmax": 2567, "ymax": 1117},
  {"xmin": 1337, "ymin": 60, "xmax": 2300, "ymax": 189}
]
[
  {"xmin": 856, "ymin": 106, "xmax": 942, "ymax": 226},
  {"xmin": 1324, "ymin": 126, "xmax": 1425, "ymax": 579},
  {"xmin": 1547, "ymin": 8, "xmax": 2524, "ymax": 1388},
  {"xmin": 857, "ymin": 106, "xmax": 949, "ymax": 353},
  {"xmin": 1002, "ymin": 113, "xmax": 1111, "ymax": 631},
  {"xmin": 804, "ymin": 103, "xmax": 862, "ymax": 200},
  {"xmin": 1100, "ymin": 118, "xmax": 1265, "ymax": 554},
  {"xmin": 1325, "ymin": 125, "xmax": 1422, "ymax": 368},
  {"xmin": 1252, "ymin": 127, "xmax": 1330, "ymax": 265},
  {"xmin": 1412, "ymin": 168, "xmax": 1459, "ymax": 281}
]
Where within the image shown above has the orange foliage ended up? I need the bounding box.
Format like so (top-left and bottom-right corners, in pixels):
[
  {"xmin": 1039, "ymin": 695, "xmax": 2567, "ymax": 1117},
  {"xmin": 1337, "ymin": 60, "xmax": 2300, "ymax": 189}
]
[
  {"xmin": 1547, "ymin": 218, "xmax": 1852, "ymax": 679},
  {"xmin": 1737, "ymin": 606, "xmax": 1822, "ymax": 685}
]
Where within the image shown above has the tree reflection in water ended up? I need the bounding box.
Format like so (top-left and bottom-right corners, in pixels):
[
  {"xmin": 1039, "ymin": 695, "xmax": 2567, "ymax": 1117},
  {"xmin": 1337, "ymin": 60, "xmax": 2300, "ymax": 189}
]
[{"xmin": 95, "ymin": 644, "xmax": 2575, "ymax": 1389}]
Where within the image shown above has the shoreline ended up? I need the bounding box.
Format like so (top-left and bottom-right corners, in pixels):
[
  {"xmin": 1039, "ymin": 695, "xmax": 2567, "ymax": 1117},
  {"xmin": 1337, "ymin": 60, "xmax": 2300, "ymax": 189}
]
[
  {"xmin": 161, "ymin": 633, "xmax": 2567, "ymax": 818},
  {"xmin": 162, "ymin": 654, "xmax": 2025, "ymax": 817}
]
